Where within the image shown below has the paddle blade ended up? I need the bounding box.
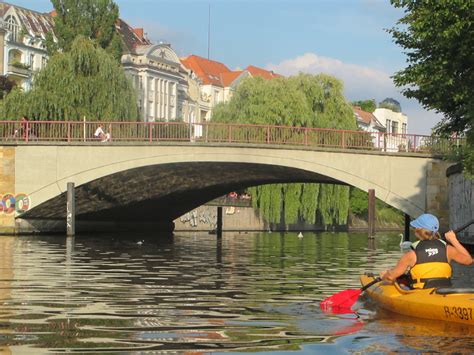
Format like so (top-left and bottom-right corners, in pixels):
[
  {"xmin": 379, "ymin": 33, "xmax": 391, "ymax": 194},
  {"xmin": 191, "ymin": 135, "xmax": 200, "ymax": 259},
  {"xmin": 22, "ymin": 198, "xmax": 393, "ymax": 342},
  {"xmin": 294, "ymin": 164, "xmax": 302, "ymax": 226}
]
[{"xmin": 320, "ymin": 289, "xmax": 362, "ymax": 313}]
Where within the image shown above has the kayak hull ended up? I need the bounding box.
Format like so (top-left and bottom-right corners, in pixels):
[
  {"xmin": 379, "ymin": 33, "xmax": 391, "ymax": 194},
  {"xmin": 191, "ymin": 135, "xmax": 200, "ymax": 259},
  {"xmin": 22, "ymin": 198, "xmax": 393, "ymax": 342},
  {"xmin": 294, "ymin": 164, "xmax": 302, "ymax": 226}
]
[{"xmin": 360, "ymin": 274, "xmax": 474, "ymax": 326}]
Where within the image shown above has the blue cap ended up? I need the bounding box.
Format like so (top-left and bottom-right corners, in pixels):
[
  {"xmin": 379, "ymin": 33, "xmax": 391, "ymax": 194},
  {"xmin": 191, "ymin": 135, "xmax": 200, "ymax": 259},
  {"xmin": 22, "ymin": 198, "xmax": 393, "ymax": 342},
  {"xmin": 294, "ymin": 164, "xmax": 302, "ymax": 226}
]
[{"xmin": 410, "ymin": 214, "xmax": 439, "ymax": 233}]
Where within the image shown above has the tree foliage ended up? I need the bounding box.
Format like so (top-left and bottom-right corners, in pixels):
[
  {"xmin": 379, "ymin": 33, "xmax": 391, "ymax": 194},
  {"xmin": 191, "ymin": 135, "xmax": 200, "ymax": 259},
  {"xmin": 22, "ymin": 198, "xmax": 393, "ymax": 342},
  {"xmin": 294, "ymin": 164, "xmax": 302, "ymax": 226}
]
[
  {"xmin": 0, "ymin": 76, "xmax": 16, "ymax": 100},
  {"xmin": 214, "ymin": 74, "xmax": 356, "ymax": 226},
  {"xmin": 47, "ymin": 0, "xmax": 123, "ymax": 61},
  {"xmin": 352, "ymin": 99, "xmax": 376, "ymax": 113},
  {"xmin": 0, "ymin": 37, "xmax": 138, "ymax": 121},
  {"xmin": 389, "ymin": 0, "xmax": 474, "ymax": 174}
]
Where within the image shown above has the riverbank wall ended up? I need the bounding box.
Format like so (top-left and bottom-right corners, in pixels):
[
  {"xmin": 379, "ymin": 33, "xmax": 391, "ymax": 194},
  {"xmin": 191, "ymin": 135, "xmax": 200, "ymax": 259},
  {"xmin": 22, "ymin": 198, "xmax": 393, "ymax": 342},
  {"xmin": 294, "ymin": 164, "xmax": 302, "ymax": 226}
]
[{"xmin": 174, "ymin": 205, "xmax": 402, "ymax": 232}]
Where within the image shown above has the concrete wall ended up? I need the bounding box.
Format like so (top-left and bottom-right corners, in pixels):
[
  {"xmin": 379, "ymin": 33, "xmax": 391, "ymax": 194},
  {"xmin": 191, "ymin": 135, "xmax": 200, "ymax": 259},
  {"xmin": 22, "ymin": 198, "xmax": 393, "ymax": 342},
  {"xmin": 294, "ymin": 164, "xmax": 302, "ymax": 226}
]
[{"xmin": 447, "ymin": 164, "xmax": 473, "ymax": 242}]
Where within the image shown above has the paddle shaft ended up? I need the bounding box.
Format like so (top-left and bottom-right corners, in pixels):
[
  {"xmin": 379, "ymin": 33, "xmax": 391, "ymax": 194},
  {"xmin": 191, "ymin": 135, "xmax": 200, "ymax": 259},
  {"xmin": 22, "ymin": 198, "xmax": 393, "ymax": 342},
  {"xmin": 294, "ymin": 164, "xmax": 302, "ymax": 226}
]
[
  {"xmin": 442, "ymin": 219, "xmax": 474, "ymax": 245},
  {"xmin": 360, "ymin": 276, "xmax": 381, "ymax": 292},
  {"xmin": 453, "ymin": 219, "xmax": 474, "ymax": 234}
]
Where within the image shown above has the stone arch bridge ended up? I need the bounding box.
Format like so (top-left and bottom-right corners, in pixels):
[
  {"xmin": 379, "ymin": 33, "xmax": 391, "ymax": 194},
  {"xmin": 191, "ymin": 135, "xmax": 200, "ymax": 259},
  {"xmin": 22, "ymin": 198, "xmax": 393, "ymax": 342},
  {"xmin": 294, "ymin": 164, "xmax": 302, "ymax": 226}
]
[{"xmin": 0, "ymin": 142, "xmax": 451, "ymax": 234}]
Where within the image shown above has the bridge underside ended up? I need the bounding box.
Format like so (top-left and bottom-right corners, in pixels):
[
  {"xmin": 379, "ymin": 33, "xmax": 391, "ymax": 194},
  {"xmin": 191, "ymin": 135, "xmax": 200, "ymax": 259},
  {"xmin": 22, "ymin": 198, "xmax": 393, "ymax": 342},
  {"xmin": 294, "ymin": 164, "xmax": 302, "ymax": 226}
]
[{"xmin": 19, "ymin": 162, "xmax": 342, "ymax": 233}]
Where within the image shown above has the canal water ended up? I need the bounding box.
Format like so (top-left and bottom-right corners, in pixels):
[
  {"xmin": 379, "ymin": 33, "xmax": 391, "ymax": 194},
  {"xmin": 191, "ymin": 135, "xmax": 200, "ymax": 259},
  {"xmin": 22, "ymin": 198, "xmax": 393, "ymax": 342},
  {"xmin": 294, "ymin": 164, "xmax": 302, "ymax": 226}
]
[{"xmin": 0, "ymin": 231, "xmax": 473, "ymax": 354}]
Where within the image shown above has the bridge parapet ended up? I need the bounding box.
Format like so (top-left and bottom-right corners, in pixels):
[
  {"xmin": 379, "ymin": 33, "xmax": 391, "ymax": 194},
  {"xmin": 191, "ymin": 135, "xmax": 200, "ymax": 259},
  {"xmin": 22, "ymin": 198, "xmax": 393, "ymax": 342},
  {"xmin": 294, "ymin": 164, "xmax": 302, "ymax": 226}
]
[{"xmin": 0, "ymin": 120, "xmax": 461, "ymax": 156}]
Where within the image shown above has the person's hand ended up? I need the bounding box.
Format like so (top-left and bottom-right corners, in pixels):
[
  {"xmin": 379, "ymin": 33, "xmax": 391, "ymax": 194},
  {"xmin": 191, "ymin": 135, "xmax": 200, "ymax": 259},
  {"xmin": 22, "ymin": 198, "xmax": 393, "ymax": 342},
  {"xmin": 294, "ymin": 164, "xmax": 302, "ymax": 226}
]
[
  {"xmin": 380, "ymin": 270, "xmax": 388, "ymax": 280},
  {"xmin": 444, "ymin": 230, "xmax": 458, "ymax": 244}
]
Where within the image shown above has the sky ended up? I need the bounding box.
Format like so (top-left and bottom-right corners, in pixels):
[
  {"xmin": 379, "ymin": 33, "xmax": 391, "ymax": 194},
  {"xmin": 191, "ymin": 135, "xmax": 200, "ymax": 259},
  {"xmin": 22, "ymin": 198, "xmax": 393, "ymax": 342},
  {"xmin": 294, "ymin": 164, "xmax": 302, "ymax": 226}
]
[{"xmin": 10, "ymin": 0, "xmax": 442, "ymax": 134}]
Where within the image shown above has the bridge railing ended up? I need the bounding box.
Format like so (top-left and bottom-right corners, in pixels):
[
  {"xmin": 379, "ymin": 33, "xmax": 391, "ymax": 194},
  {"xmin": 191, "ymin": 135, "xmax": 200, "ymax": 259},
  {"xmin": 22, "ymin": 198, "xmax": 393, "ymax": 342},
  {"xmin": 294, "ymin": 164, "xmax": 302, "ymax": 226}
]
[{"xmin": 0, "ymin": 120, "xmax": 462, "ymax": 154}]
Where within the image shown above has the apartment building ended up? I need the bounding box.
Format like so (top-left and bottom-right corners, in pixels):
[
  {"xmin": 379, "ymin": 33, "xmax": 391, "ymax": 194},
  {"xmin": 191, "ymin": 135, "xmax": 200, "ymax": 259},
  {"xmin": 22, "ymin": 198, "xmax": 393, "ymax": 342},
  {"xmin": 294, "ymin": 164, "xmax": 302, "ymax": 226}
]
[{"xmin": 0, "ymin": 2, "xmax": 54, "ymax": 90}]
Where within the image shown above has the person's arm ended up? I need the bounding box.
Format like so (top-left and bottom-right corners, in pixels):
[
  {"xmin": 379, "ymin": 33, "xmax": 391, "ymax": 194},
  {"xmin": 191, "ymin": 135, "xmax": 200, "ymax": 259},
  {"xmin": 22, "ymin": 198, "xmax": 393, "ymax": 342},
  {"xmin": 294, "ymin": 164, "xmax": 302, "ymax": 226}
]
[
  {"xmin": 380, "ymin": 251, "xmax": 416, "ymax": 282},
  {"xmin": 445, "ymin": 230, "xmax": 473, "ymax": 265}
]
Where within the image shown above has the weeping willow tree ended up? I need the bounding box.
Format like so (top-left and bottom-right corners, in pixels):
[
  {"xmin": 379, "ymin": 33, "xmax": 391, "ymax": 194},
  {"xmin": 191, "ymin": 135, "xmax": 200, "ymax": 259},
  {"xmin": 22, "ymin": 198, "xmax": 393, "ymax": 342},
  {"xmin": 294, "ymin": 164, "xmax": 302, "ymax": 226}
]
[
  {"xmin": 0, "ymin": 36, "xmax": 138, "ymax": 121},
  {"xmin": 213, "ymin": 73, "xmax": 356, "ymax": 226}
]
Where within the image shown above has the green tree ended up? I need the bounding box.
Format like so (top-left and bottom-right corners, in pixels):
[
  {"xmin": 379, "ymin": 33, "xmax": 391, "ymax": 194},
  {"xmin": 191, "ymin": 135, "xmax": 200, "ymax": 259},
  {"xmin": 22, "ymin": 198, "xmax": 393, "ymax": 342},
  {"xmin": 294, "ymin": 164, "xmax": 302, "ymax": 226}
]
[
  {"xmin": 214, "ymin": 74, "xmax": 356, "ymax": 226},
  {"xmin": 1, "ymin": 37, "xmax": 137, "ymax": 121},
  {"xmin": 0, "ymin": 76, "xmax": 16, "ymax": 100},
  {"xmin": 47, "ymin": 0, "xmax": 123, "ymax": 61},
  {"xmin": 389, "ymin": 0, "xmax": 474, "ymax": 174},
  {"xmin": 352, "ymin": 99, "xmax": 376, "ymax": 113}
]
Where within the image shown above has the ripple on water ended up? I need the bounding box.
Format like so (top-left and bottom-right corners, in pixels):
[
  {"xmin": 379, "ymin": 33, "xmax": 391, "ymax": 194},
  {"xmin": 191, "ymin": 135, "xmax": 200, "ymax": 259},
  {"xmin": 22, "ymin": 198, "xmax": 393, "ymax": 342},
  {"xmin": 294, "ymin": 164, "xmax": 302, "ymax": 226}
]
[{"xmin": 0, "ymin": 232, "xmax": 472, "ymax": 353}]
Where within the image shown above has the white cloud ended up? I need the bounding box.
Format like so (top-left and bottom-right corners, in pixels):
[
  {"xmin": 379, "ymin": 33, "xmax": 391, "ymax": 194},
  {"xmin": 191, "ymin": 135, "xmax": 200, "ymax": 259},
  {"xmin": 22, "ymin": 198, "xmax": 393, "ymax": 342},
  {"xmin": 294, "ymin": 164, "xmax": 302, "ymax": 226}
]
[{"xmin": 266, "ymin": 53, "xmax": 442, "ymax": 134}]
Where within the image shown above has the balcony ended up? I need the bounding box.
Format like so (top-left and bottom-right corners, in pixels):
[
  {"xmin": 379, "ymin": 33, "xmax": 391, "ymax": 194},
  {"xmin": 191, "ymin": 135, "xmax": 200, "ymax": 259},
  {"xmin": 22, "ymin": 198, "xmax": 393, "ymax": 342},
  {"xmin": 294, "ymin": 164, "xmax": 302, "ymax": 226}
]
[{"xmin": 7, "ymin": 62, "xmax": 30, "ymax": 78}]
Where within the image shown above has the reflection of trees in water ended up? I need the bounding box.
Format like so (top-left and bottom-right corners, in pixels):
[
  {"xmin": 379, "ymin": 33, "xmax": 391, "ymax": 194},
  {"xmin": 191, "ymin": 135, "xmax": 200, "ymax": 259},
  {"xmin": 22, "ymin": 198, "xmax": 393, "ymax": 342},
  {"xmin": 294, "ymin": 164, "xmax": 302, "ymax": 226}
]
[{"xmin": 1, "ymin": 233, "xmax": 471, "ymax": 353}]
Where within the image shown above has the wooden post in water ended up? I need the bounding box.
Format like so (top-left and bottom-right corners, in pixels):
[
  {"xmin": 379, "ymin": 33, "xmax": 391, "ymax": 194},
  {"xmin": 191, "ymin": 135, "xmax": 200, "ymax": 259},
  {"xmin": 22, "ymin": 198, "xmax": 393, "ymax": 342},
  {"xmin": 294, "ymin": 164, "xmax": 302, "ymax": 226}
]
[
  {"xmin": 66, "ymin": 182, "xmax": 75, "ymax": 236},
  {"xmin": 368, "ymin": 189, "xmax": 375, "ymax": 238},
  {"xmin": 404, "ymin": 213, "xmax": 410, "ymax": 241},
  {"xmin": 216, "ymin": 206, "xmax": 222, "ymax": 238}
]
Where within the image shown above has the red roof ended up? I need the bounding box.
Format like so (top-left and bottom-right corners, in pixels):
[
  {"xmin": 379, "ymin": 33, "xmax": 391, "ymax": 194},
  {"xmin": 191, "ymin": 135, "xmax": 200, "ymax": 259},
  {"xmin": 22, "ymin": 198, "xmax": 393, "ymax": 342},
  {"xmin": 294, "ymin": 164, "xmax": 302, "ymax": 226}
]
[
  {"xmin": 353, "ymin": 106, "xmax": 384, "ymax": 128},
  {"xmin": 220, "ymin": 71, "xmax": 244, "ymax": 87},
  {"xmin": 116, "ymin": 18, "xmax": 151, "ymax": 53},
  {"xmin": 181, "ymin": 55, "xmax": 232, "ymax": 86},
  {"xmin": 246, "ymin": 65, "xmax": 281, "ymax": 79}
]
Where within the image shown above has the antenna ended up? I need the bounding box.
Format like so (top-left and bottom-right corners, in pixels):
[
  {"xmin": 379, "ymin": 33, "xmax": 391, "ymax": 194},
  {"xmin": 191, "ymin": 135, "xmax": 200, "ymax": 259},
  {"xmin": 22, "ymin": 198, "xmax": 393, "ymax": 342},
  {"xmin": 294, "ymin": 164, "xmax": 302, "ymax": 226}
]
[{"xmin": 207, "ymin": 3, "xmax": 211, "ymax": 59}]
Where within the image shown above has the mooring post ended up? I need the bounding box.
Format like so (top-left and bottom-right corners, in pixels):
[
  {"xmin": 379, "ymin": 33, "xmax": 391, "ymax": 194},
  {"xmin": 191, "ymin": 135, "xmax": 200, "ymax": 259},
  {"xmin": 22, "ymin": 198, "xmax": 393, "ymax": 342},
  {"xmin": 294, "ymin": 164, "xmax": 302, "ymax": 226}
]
[
  {"xmin": 368, "ymin": 189, "xmax": 375, "ymax": 238},
  {"xmin": 216, "ymin": 206, "xmax": 223, "ymax": 238},
  {"xmin": 404, "ymin": 213, "xmax": 410, "ymax": 241},
  {"xmin": 66, "ymin": 182, "xmax": 75, "ymax": 236}
]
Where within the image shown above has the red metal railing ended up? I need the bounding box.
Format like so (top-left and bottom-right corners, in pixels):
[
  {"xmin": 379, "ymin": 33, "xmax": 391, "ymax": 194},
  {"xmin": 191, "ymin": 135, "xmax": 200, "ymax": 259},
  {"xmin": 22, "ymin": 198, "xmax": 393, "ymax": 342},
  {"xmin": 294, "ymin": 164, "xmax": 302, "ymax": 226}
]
[{"xmin": 0, "ymin": 120, "xmax": 462, "ymax": 155}]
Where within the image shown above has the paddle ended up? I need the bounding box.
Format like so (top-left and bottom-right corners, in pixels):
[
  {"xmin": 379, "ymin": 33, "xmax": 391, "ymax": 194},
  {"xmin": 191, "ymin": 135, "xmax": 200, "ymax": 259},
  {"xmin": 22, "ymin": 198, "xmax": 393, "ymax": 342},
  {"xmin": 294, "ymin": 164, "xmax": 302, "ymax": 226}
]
[
  {"xmin": 320, "ymin": 219, "xmax": 474, "ymax": 313},
  {"xmin": 452, "ymin": 219, "xmax": 474, "ymax": 234},
  {"xmin": 320, "ymin": 276, "xmax": 381, "ymax": 313}
]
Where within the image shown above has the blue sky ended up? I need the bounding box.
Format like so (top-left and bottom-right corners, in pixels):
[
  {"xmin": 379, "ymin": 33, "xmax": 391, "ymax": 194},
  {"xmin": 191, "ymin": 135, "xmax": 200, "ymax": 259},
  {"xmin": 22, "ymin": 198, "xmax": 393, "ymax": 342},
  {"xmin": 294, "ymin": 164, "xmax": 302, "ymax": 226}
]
[{"xmin": 12, "ymin": 0, "xmax": 441, "ymax": 134}]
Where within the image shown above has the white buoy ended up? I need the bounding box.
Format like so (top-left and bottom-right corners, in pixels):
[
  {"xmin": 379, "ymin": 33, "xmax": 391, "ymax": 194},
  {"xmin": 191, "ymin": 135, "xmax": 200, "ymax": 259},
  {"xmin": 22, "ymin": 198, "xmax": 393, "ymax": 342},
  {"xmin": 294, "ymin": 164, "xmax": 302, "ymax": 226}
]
[{"xmin": 298, "ymin": 232, "xmax": 304, "ymax": 239}]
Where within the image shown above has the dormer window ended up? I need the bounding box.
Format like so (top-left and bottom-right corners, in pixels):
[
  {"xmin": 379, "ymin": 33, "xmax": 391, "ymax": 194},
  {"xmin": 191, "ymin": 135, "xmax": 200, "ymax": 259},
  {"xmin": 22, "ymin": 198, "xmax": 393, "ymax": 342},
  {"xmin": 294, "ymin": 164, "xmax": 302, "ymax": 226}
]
[{"xmin": 6, "ymin": 16, "xmax": 20, "ymax": 42}]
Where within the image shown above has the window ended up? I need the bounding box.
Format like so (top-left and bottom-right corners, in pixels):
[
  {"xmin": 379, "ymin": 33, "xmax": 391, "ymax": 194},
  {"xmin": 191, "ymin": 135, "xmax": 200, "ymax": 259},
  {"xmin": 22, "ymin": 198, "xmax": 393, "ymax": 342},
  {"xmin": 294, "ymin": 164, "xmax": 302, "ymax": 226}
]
[
  {"xmin": 402, "ymin": 123, "xmax": 407, "ymax": 135},
  {"xmin": 30, "ymin": 54, "xmax": 35, "ymax": 68},
  {"xmin": 386, "ymin": 119, "xmax": 391, "ymax": 133},
  {"xmin": 41, "ymin": 56, "xmax": 47, "ymax": 68},
  {"xmin": 6, "ymin": 16, "xmax": 19, "ymax": 42},
  {"xmin": 392, "ymin": 121, "xmax": 399, "ymax": 134}
]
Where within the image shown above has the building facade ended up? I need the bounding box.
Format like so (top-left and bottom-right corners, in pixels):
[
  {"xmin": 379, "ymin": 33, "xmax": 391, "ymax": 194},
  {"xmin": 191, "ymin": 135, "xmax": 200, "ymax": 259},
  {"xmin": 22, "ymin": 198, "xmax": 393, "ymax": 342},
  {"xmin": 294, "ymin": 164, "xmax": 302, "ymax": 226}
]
[
  {"xmin": 0, "ymin": 3, "xmax": 54, "ymax": 90},
  {"xmin": 353, "ymin": 106, "xmax": 385, "ymax": 134},
  {"xmin": 117, "ymin": 20, "xmax": 196, "ymax": 123},
  {"xmin": 180, "ymin": 55, "xmax": 280, "ymax": 121},
  {"xmin": 373, "ymin": 108, "xmax": 409, "ymax": 151}
]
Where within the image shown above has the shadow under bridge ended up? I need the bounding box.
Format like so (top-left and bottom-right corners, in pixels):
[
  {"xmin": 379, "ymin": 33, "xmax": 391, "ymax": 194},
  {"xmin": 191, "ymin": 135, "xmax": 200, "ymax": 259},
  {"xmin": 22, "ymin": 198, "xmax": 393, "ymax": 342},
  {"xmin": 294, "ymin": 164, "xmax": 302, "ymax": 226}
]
[{"xmin": 20, "ymin": 162, "xmax": 341, "ymax": 233}]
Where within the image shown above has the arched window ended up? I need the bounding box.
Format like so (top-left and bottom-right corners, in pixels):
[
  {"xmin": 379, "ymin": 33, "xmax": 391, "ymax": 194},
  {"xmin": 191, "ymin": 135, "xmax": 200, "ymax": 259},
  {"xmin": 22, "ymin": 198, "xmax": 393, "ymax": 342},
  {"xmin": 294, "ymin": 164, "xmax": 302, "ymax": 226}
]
[
  {"xmin": 8, "ymin": 49, "xmax": 22, "ymax": 64},
  {"xmin": 5, "ymin": 16, "xmax": 20, "ymax": 42}
]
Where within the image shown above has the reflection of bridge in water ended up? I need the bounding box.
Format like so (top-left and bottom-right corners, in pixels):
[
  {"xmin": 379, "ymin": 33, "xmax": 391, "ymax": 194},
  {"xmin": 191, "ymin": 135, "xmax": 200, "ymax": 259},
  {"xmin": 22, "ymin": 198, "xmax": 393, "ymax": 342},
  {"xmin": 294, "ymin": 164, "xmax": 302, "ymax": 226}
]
[{"xmin": 0, "ymin": 121, "xmax": 458, "ymax": 234}]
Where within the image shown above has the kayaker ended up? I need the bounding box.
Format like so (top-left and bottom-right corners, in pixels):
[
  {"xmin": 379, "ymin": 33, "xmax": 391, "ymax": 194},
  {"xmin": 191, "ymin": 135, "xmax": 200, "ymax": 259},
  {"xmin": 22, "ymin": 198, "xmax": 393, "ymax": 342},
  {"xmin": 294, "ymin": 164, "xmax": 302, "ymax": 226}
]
[{"xmin": 380, "ymin": 214, "xmax": 473, "ymax": 289}]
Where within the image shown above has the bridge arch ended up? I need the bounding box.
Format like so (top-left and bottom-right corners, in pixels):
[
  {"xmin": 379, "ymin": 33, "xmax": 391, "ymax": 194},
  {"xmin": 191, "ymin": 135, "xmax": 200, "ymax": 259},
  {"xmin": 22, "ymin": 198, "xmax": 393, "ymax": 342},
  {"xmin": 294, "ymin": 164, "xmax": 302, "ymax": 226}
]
[{"xmin": 11, "ymin": 143, "xmax": 440, "ymax": 233}]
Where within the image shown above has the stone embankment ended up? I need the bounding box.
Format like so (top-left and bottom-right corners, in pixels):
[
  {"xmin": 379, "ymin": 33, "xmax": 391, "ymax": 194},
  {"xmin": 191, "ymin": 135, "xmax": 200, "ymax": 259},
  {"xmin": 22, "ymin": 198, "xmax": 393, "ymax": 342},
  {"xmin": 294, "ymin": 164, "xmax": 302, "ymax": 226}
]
[
  {"xmin": 174, "ymin": 205, "xmax": 403, "ymax": 232},
  {"xmin": 447, "ymin": 164, "xmax": 473, "ymax": 244}
]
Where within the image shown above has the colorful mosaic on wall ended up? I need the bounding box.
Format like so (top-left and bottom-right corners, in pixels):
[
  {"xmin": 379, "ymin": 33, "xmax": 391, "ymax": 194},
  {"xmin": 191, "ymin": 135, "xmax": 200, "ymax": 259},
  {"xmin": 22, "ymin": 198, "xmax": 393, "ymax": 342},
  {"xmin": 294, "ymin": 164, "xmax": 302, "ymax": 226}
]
[{"xmin": 0, "ymin": 193, "xmax": 31, "ymax": 214}]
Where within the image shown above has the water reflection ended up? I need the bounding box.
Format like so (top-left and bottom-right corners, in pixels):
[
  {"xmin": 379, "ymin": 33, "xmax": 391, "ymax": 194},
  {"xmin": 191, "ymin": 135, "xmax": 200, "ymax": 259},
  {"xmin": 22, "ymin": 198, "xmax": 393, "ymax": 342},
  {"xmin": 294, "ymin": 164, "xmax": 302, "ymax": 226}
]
[{"xmin": 0, "ymin": 232, "xmax": 471, "ymax": 353}]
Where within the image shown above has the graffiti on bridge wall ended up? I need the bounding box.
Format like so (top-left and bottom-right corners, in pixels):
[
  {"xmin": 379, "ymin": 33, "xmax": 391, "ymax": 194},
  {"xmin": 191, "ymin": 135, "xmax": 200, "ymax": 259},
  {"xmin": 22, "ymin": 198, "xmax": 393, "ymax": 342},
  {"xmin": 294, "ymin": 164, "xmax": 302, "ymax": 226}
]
[
  {"xmin": 180, "ymin": 209, "xmax": 217, "ymax": 228},
  {"xmin": 0, "ymin": 193, "xmax": 31, "ymax": 215}
]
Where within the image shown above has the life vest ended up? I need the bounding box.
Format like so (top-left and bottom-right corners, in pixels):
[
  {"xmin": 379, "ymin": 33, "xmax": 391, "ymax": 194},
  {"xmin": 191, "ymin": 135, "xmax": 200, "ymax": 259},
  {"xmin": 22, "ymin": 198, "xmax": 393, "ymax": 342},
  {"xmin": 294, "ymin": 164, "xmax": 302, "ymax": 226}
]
[{"xmin": 409, "ymin": 239, "xmax": 452, "ymax": 289}]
